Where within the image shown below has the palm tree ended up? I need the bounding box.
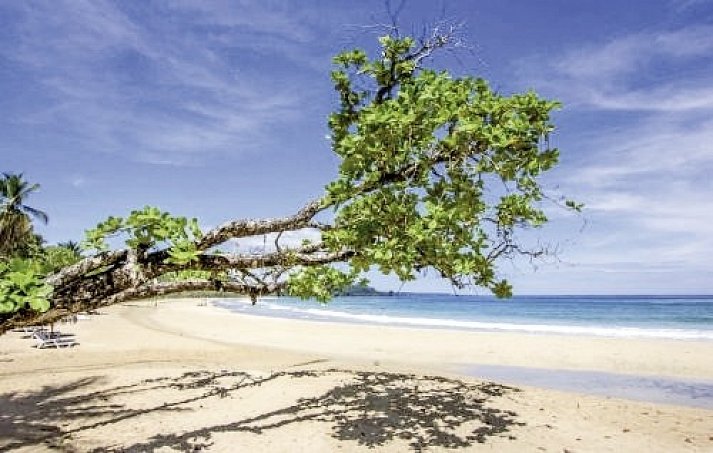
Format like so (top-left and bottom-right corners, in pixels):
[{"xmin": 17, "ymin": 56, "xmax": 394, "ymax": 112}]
[
  {"xmin": 0, "ymin": 173, "xmax": 49, "ymax": 257},
  {"xmin": 57, "ymin": 240, "xmax": 81, "ymax": 255}
]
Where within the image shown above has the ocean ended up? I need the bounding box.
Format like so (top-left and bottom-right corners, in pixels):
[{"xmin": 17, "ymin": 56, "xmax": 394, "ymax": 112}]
[{"xmin": 214, "ymin": 294, "xmax": 713, "ymax": 341}]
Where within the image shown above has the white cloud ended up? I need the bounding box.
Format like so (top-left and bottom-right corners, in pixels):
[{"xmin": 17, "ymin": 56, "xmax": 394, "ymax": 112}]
[
  {"xmin": 569, "ymin": 117, "xmax": 713, "ymax": 187},
  {"xmin": 169, "ymin": 0, "xmax": 318, "ymax": 43},
  {"xmin": 553, "ymin": 25, "xmax": 713, "ymax": 78},
  {"xmin": 670, "ymin": 0, "xmax": 711, "ymax": 12},
  {"xmin": 69, "ymin": 176, "xmax": 86, "ymax": 188},
  {"xmin": 1, "ymin": 0, "xmax": 333, "ymax": 165},
  {"xmin": 523, "ymin": 25, "xmax": 713, "ymax": 112},
  {"xmin": 556, "ymin": 115, "xmax": 713, "ymax": 275},
  {"xmin": 587, "ymin": 85, "xmax": 713, "ymax": 111},
  {"xmin": 513, "ymin": 23, "xmax": 713, "ymax": 292}
]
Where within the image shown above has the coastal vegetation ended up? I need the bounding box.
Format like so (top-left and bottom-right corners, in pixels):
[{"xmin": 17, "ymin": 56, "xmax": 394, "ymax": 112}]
[
  {"xmin": 0, "ymin": 29, "xmax": 578, "ymax": 333},
  {"xmin": 0, "ymin": 173, "xmax": 48, "ymax": 259}
]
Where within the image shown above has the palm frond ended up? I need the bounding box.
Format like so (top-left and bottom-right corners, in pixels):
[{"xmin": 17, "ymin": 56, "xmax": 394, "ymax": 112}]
[{"xmin": 21, "ymin": 204, "xmax": 49, "ymax": 224}]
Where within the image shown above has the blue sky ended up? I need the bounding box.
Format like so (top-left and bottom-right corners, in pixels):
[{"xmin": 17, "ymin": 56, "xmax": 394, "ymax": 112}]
[{"xmin": 1, "ymin": 0, "xmax": 712, "ymax": 294}]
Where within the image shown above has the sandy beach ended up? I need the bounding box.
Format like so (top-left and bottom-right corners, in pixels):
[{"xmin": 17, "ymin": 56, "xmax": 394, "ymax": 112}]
[{"xmin": 1, "ymin": 298, "xmax": 712, "ymax": 452}]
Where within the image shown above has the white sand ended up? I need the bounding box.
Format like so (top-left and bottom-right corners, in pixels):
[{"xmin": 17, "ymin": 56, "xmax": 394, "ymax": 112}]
[{"xmin": 1, "ymin": 297, "xmax": 711, "ymax": 452}]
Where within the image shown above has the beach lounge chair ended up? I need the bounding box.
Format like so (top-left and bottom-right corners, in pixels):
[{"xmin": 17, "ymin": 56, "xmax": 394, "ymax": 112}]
[{"xmin": 32, "ymin": 330, "xmax": 78, "ymax": 349}]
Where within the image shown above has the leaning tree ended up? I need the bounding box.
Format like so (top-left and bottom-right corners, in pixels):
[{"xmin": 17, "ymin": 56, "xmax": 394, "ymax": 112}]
[{"xmin": 0, "ymin": 30, "xmax": 579, "ymax": 333}]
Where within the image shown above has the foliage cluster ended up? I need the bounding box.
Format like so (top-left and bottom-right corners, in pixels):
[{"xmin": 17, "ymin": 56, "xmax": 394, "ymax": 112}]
[
  {"xmin": 82, "ymin": 206, "xmax": 203, "ymax": 265},
  {"xmin": 0, "ymin": 258, "xmax": 53, "ymax": 313},
  {"xmin": 0, "ymin": 242, "xmax": 83, "ymax": 314},
  {"xmin": 296, "ymin": 36, "xmax": 566, "ymax": 298},
  {"xmin": 287, "ymin": 266, "xmax": 365, "ymax": 302}
]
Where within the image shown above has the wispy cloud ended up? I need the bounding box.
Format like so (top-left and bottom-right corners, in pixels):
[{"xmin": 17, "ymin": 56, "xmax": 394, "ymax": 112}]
[
  {"xmin": 517, "ymin": 23, "xmax": 713, "ymax": 288},
  {"xmin": 670, "ymin": 0, "xmax": 711, "ymax": 12},
  {"xmin": 1, "ymin": 0, "xmax": 338, "ymax": 165},
  {"xmin": 68, "ymin": 175, "xmax": 87, "ymax": 188},
  {"xmin": 521, "ymin": 25, "xmax": 713, "ymax": 111},
  {"xmin": 556, "ymin": 115, "xmax": 713, "ymax": 275},
  {"xmin": 569, "ymin": 116, "xmax": 713, "ymax": 185}
]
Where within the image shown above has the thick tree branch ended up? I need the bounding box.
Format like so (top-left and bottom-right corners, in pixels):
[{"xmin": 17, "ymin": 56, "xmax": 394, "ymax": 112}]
[
  {"xmin": 0, "ymin": 280, "xmax": 286, "ymax": 334},
  {"xmin": 46, "ymin": 250, "xmax": 127, "ymax": 287},
  {"xmin": 141, "ymin": 242, "xmax": 343, "ymax": 275},
  {"xmin": 2, "ymin": 240, "xmax": 355, "ymax": 333},
  {"xmin": 195, "ymin": 199, "xmax": 326, "ymax": 251},
  {"xmin": 102, "ymin": 280, "xmax": 287, "ymax": 306},
  {"xmin": 192, "ymin": 249, "xmax": 355, "ymax": 271}
]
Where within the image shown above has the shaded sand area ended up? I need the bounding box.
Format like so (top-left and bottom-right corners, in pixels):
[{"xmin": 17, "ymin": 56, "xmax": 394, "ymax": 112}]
[{"xmin": 1, "ymin": 298, "xmax": 711, "ymax": 452}]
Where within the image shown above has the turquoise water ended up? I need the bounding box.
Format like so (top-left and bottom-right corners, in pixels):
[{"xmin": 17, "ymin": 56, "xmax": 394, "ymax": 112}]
[
  {"xmin": 214, "ymin": 294, "xmax": 713, "ymax": 407},
  {"xmin": 214, "ymin": 294, "xmax": 713, "ymax": 340}
]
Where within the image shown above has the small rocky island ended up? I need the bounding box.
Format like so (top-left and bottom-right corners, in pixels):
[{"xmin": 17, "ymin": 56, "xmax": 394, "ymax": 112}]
[{"xmin": 336, "ymin": 284, "xmax": 387, "ymax": 296}]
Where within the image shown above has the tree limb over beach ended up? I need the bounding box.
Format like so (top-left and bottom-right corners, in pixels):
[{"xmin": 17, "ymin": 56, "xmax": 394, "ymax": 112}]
[{"xmin": 0, "ymin": 27, "xmax": 580, "ymax": 333}]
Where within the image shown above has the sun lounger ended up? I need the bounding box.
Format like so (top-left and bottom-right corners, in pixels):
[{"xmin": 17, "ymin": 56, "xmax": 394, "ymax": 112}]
[{"xmin": 32, "ymin": 330, "xmax": 78, "ymax": 349}]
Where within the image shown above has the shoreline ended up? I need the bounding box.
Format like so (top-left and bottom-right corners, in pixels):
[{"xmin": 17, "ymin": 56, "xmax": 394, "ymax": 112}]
[
  {"xmin": 162, "ymin": 298, "xmax": 713, "ymax": 409},
  {"xmin": 205, "ymin": 298, "xmax": 713, "ymax": 381},
  {"xmin": 212, "ymin": 295, "xmax": 713, "ymax": 342},
  {"xmin": 1, "ymin": 297, "xmax": 712, "ymax": 451}
]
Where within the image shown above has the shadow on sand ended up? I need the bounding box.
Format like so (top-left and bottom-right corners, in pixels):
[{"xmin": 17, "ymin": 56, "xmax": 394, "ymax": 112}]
[{"xmin": 0, "ymin": 369, "xmax": 523, "ymax": 451}]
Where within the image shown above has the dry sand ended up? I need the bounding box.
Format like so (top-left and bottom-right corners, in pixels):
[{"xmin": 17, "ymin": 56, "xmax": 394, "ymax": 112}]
[{"xmin": 0, "ymin": 298, "xmax": 711, "ymax": 452}]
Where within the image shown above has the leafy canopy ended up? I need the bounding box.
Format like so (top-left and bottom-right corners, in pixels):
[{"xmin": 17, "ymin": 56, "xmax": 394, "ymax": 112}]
[
  {"xmin": 0, "ymin": 258, "xmax": 53, "ymax": 313},
  {"xmin": 0, "ymin": 243, "xmax": 82, "ymax": 314},
  {"xmin": 311, "ymin": 35, "xmax": 566, "ymax": 298},
  {"xmin": 82, "ymin": 206, "xmax": 203, "ymax": 265}
]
